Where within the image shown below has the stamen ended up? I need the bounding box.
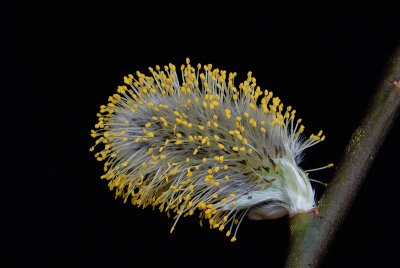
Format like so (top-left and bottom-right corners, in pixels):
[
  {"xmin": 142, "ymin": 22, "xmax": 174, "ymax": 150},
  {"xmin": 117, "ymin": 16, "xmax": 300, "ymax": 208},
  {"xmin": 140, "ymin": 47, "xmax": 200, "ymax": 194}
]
[{"xmin": 304, "ymin": 163, "xmax": 334, "ymax": 173}]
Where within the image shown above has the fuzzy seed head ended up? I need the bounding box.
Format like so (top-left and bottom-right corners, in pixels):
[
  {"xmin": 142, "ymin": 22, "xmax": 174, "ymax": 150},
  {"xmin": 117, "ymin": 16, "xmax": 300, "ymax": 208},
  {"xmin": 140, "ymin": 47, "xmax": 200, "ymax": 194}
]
[{"xmin": 90, "ymin": 58, "xmax": 329, "ymax": 241}]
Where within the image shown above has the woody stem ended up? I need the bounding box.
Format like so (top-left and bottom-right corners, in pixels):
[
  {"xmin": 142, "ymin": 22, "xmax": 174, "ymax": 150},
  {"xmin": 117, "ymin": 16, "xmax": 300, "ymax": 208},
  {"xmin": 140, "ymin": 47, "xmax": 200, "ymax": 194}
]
[{"xmin": 285, "ymin": 43, "xmax": 400, "ymax": 267}]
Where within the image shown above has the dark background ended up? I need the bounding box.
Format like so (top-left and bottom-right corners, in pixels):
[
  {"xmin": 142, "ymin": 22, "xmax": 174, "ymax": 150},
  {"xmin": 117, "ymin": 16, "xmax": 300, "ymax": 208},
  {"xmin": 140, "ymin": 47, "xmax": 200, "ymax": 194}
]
[{"xmin": 3, "ymin": 3, "xmax": 400, "ymax": 267}]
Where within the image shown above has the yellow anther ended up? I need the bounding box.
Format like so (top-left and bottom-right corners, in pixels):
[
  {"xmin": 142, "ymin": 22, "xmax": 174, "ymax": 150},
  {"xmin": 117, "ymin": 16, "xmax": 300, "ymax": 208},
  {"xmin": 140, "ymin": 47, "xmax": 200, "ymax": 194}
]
[
  {"xmin": 328, "ymin": 163, "xmax": 334, "ymax": 168},
  {"xmin": 145, "ymin": 122, "xmax": 151, "ymax": 128},
  {"xmin": 224, "ymin": 109, "xmax": 232, "ymax": 119},
  {"xmin": 124, "ymin": 75, "xmax": 133, "ymax": 85},
  {"xmin": 169, "ymin": 169, "xmax": 178, "ymax": 175},
  {"xmin": 232, "ymin": 147, "xmax": 239, "ymax": 152},
  {"xmin": 230, "ymin": 237, "xmax": 237, "ymax": 242},
  {"xmin": 249, "ymin": 118, "xmax": 257, "ymax": 127}
]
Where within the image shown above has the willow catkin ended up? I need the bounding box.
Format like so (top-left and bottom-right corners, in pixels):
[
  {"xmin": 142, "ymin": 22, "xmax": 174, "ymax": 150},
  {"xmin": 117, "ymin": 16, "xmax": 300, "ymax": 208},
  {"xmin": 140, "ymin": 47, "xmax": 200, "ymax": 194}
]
[{"xmin": 90, "ymin": 58, "xmax": 332, "ymax": 242}]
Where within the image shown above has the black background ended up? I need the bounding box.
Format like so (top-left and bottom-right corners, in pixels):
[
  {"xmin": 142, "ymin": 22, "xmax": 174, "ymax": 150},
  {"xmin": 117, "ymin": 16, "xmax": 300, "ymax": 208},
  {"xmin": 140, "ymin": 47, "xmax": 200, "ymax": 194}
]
[{"xmin": 3, "ymin": 3, "xmax": 400, "ymax": 267}]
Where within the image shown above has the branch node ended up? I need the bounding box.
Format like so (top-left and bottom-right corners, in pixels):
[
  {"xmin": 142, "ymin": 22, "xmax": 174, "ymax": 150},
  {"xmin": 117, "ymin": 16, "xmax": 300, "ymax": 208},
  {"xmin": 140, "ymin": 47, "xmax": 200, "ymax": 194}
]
[{"xmin": 393, "ymin": 80, "xmax": 400, "ymax": 93}]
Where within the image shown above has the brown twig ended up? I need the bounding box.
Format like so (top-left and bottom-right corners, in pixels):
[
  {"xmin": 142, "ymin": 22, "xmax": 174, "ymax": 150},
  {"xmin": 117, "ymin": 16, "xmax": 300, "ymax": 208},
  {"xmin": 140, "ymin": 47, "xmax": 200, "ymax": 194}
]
[{"xmin": 285, "ymin": 44, "xmax": 400, "ymax": 267}]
